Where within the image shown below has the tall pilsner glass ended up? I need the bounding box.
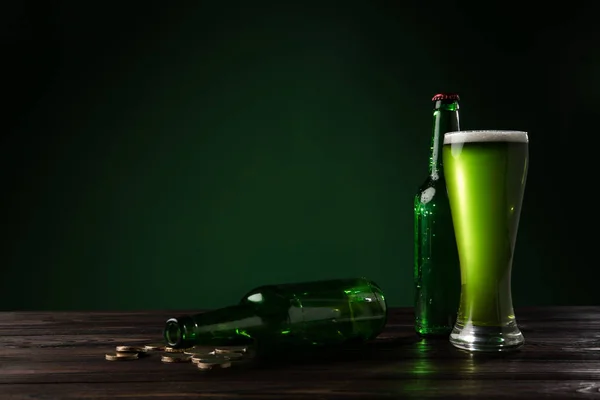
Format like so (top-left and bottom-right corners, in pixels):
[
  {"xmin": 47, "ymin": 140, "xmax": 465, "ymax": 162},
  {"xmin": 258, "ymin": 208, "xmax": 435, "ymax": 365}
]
[{"xmin": 442, "ymin": 130, "xmax": 528, "ymax": 352}]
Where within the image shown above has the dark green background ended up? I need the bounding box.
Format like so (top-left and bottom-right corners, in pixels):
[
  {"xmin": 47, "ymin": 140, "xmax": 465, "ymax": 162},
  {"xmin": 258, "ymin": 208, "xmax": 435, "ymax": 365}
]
[{"xmin": 2, "ymin": 2, "xmax": 596, "ymax": 310}]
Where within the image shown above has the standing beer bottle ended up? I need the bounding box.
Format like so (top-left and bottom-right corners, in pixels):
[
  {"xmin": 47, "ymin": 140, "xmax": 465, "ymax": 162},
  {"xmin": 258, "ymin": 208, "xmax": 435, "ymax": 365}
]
[
  {"xmin": 413, "ymin": 93, "xmax": 461, "ymax": 337},
  {"xmin": 163, "ymin": 277, "xmax": 387, "ymax": 354}
]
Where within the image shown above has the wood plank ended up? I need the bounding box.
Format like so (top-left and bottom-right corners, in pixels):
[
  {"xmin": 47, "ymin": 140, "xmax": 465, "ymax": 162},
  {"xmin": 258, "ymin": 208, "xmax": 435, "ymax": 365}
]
[
  {"xmin": 3, "ymin": 323, "xmax": 600, "ymax": 338},
  {"xmin": 4, "ymin": 306, "xmax": 597, "ymax": 323},
  {"xmin": 3, "ymin": 308, "xmax": 600, "ymax": 337},
  {"xmin": 1, "ymin": 380, "xmax": 600, "ymax": 399},
  {"xmin": 3, "ymin": 344, "xmax": 600, "ymax": 384},
  {"xmin": 3, "ymin": 362, "xmax": 600, "ymax": 384},
  {"xmin": 2, "ymin": 336, "xmax": 600, "ymax": 361}
]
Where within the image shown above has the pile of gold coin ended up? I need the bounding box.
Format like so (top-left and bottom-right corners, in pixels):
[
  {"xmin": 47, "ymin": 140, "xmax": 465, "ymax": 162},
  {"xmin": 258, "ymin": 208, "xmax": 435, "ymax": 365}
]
[{"xmin": 104, "ymin": 343, "xmax": 252, "ymax": 370}]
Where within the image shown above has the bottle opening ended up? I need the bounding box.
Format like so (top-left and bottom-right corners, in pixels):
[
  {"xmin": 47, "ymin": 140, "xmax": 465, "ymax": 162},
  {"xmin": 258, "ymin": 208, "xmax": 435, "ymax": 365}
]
[{"xmin": 164, "ymin": 318, "xmax": 182, "ymax": 347}]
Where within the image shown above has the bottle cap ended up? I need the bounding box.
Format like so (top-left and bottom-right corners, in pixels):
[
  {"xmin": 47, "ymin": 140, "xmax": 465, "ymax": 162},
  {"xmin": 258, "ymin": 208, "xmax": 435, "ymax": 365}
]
[{"xmin": 432, "ymin": 93, "xmax": 460, "ymax": 101}]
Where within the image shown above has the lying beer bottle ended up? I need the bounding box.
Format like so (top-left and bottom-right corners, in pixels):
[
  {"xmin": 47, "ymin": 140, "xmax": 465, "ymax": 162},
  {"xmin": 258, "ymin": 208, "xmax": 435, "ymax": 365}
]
[
  {"xmin": 413, "ymin": 93, "xmax": 461, "ymax": 337},
  {"xmin": 164, "ymin": 277, "xmax": 387, "ymax": 353}
]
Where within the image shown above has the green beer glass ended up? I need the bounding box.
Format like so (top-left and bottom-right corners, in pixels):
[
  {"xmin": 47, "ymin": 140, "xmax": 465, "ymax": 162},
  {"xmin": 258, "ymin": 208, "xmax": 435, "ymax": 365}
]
[{"xmin": 442, "ymin": 130, "xmax": 528, "ymax": 352}]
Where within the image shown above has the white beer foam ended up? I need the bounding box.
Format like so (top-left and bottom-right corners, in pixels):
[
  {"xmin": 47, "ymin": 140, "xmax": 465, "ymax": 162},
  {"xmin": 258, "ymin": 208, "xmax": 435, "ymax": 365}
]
[{"xmin": 444, "ymin": 130, "xmax": 528, "ymax": 144}]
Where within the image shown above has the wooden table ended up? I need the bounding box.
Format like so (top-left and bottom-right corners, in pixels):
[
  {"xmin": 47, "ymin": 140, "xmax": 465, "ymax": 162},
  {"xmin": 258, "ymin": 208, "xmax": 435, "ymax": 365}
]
[{"xmin": 1, "ymin": 307, "xmax": 599, "ymax": 399}]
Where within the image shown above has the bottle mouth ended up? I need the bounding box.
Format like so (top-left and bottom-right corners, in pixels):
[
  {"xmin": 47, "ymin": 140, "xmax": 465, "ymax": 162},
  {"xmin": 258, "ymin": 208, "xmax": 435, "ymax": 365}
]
[{"xmin": 164, "ymin": 318, "xmax": 183, "ymax": 347}]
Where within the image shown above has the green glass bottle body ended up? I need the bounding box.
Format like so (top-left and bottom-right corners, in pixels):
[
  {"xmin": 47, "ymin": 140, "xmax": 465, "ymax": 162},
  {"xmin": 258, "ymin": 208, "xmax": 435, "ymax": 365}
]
[
  {"xmin": 164, "ymin": 277, "xmax": 387, "ymax": 353},
  {"xmin": 413, "ymin": 94, "xmax": 461, "ymax": 337}
]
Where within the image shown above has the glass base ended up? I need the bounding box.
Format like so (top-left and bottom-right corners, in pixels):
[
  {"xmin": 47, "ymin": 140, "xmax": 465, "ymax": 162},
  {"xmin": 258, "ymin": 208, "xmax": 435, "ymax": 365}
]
[{"xmin": 449, "ymin": 320, "xmax": 524, "ymax": 352}]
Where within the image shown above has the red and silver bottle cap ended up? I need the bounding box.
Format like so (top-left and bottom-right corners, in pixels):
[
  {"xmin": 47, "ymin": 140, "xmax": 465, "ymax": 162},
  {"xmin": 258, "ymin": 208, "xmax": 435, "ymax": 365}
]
[{"xmin": 431, "ymin": 93, "xmax": 460, "ymax": 101}]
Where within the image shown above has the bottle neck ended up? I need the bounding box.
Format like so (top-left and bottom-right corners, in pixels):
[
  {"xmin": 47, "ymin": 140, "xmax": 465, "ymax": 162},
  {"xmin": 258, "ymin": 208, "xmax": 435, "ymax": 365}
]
[
  {"xmin": 164, "ymin": 304, "xmax": 258, "ymax": 348},
  {"xmin": 429, "ymin": 101, "xmax": 460, "ymax": 178}
]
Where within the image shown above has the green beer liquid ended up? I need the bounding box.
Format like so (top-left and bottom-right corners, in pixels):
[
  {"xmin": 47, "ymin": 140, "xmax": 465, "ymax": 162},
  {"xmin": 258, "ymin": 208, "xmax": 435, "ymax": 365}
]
[{"xmin": 443, "ymin": 131, "xmax": 528, "ymax": 327}]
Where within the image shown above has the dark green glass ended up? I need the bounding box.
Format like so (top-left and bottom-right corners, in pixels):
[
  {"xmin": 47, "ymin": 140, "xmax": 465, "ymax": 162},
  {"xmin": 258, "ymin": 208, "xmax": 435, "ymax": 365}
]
[
  {"xmin": 413, "ymin": 94, "xmax": 461, "ymax": 337},
  {"xmin": 164, "ymin": 277, "xmax": 387, "ymax": 353}
]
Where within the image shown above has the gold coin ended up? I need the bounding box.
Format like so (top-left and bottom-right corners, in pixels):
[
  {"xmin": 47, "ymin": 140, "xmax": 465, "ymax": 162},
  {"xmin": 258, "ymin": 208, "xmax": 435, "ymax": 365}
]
[
  {"xmin": 160, "ymin": 353, "xmax": 192, "ymax": 363},
  {"xmin": 190, "ymin": 354, "xmax": 225, "ymax": 364},
  {"xmin": 219, "ymin": 352, "xmax": 244, "ymax": 360},
  {"xmin": 164, "ymin": 346, "xmax": 188, "ymax": 353},
  {"xmin": 144, "ymin": 343, "xmax": 165, "ymax": 351},
  {"xmin": 105, "ymin": 353, "xmax": 138, "ymax": 361},
  {"xmin": 192, "ymin": 351, "xmax": 244, "ymax": 362},
  {"xmin": 196, "ymin": 359, "xmax": 232, "ymax": 370},
  {"xmin": 183, "ymin": 346, "xmax": 215, "ymax": 355},
  {"xmin": 115, "ymin": 345, "xmax": 145, "ymax": 353},
  {"xmin": 116, "ymin": 351, "xmax": 140, "ymax": 357},
  {"xmin": 214, "ymin": 345, "xmax": 248, "ymax": 354}
]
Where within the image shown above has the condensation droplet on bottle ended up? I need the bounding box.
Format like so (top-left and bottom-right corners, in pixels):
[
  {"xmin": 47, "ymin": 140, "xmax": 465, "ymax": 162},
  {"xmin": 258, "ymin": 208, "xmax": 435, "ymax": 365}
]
[{"xmin": 420, "ymin": 187, "xmax": 436, "ymax": 204}]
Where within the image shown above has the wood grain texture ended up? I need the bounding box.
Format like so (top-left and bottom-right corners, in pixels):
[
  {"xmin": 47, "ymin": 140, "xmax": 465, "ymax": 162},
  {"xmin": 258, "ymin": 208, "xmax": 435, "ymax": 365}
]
[{"xmin": 2, "ymin": 307, "xmax": 600, "ymax": 399}]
